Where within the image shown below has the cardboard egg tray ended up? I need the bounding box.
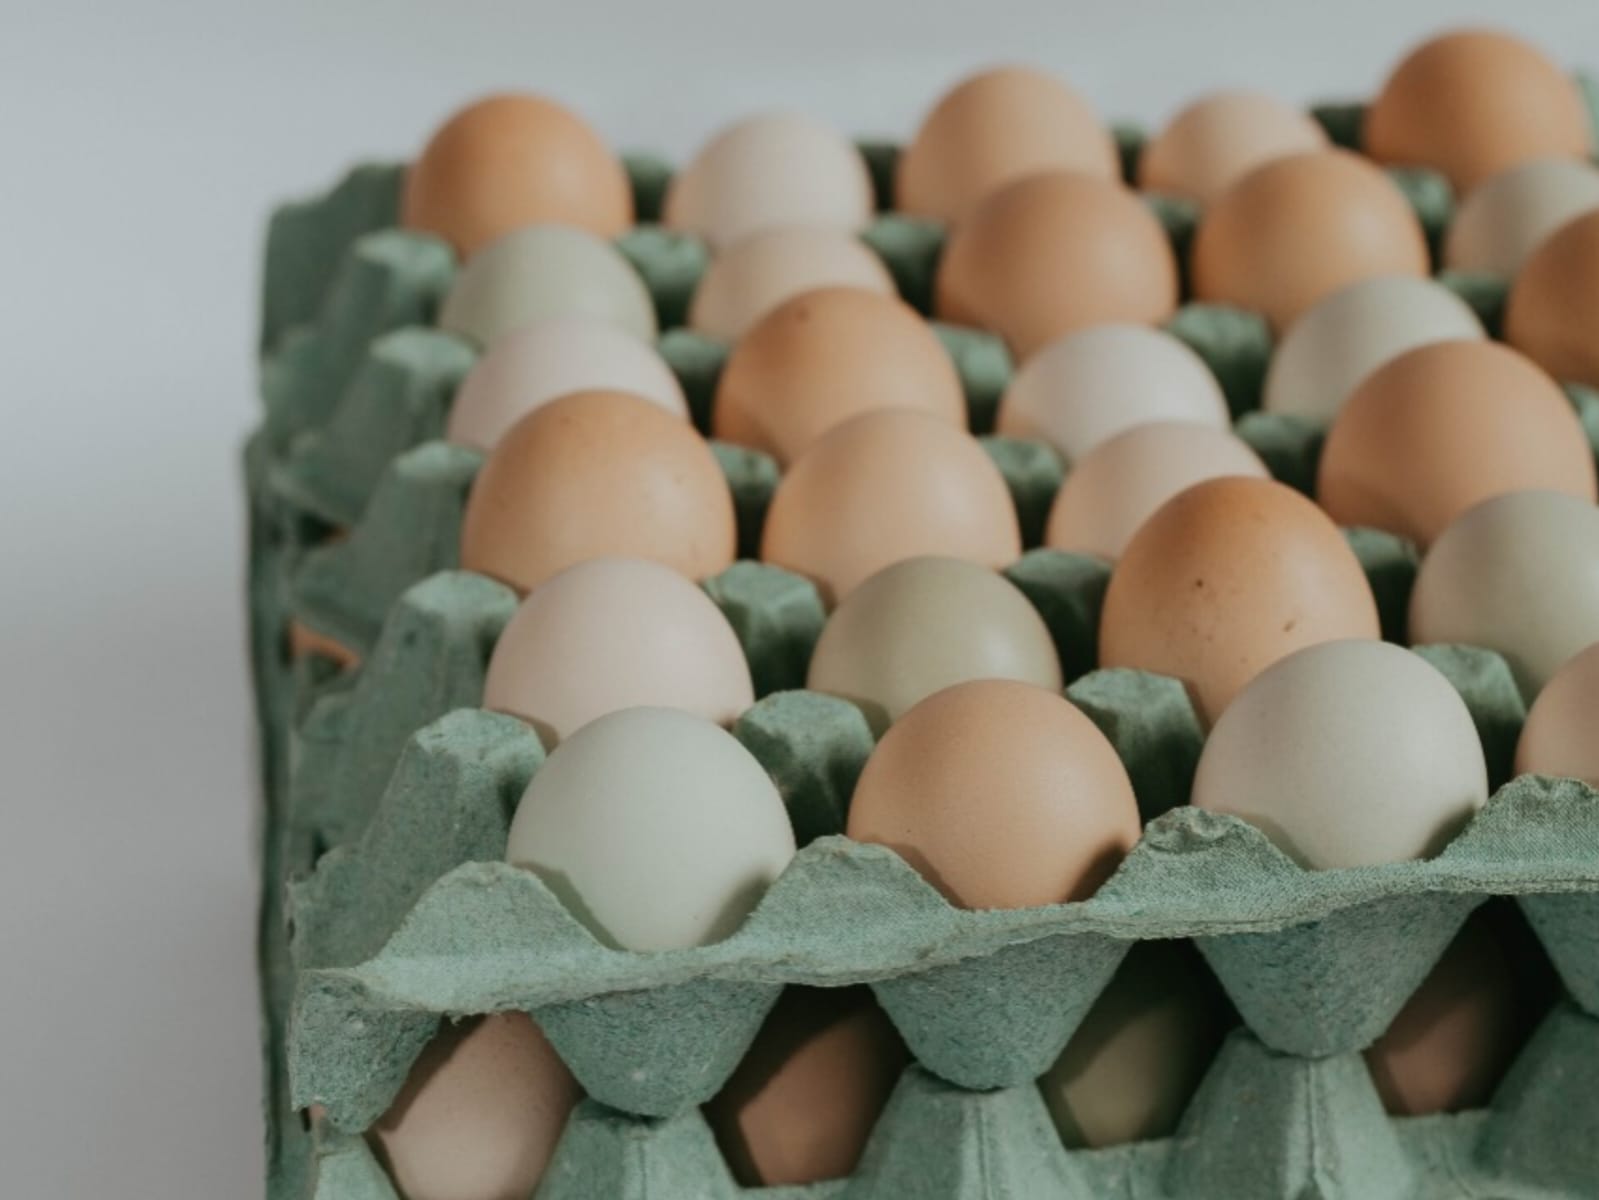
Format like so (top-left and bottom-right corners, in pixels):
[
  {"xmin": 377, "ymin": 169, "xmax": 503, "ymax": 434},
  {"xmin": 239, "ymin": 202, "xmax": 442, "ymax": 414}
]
[{"xmin": 250, "ymin": 93, "xmax": 1599, "ymax": 1200}]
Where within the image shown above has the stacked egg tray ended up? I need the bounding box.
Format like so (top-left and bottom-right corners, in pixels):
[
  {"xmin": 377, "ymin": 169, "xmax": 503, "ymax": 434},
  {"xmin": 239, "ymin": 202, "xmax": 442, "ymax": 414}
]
[{"xmin": 250, "ymin": 93, "xmax": 1599, "ymax": 1200}]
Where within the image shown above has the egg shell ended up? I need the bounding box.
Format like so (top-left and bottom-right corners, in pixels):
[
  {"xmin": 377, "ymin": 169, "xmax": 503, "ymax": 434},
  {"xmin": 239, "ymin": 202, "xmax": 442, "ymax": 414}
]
[
  {"xmin": 1138, "ymin": 90, "xmax": 1328, "ymax": 206},
  {"xmin": 438, "ymin": 224, "xmax": 657, "ymax": 348},
  {"xmin": 895, "ymin": 66, "xmax": 1119, "ymax": 224},
  {"xmin": 1045, "ymin": 422, "xmax": 1269, "ymax": 562},
  {"xmin": 712, "ymin": 286, "xmax": 966, "ymax": 466},
  {"xmin": 664, "ymin": 113, "xmax": 874, "ymax": 251},
  {"xmin": 759, "ymin": 409, "xmax": 1022, "ymax": 605},
  {"xmin": 806, "ymin": 555, "xmax": 1062, "ymax": 732},
  {"xmin": 1410, "ymin": 490, "xmax": 1599, "ymax": 702},
  {"xmin": 367, "ymin": 1013, "xmax": 581, "ymax": 1200},
  {"xmin": 1517, "ymin": 642, "xmax": 1599, "ymax": 783},
  {"xmin": 705, "ymin": 986, "xmax": 908, "ymax": 1187},
  {"xmin": 482, "ymin": 557, "xmax": 754, "ymax": 747},
  {"xmin": 996, "ymin": 324, "xmax": 1230, "ymax": 465},
  {"xmin": 688, "ymin": 226, "xmax": 896, "ymax": 341},
  {"xmin": 1192, "ymin": 639, "xmax": 1488, "ymax": 869},
  {"xmin": 446, "ymin": 316, "xmax": 687, "ymax": 451},
  {"xmin": 845, "ymin": 678, "xmax": 1141, "ymax": 910},
  {"xmin": 1446, "ymin": 159, "xmax": 1599, "ymax": 276},
  {"xmin": 459, "ymin": 390, "xmax": 736, "ymax": 595},
  {"xmin": 1099, "ymin": 476, "xmax": 1381, "ymax": 726},
  {"xmin": 1262, "ymin": 276, "xmax": 1485, "ymax": 424},
  {"xmin": 401, "ymin": 93, "xmax": 633, "ymax": 257},
  {"xmin": 1505, "ymin": 209, "xmax": 1599, "ymax": 390},
  {"xmin": 1365, "ymin": 30, "xmax": 1591, "ymax": 193},
  {"xmin": 935, "ymin": 171, "xmax": 1179, "ymax": 359},
  {"xmin": 1317, "ymin": 340, "xmax": 1596, "ymax": 547},
  {"xmin": 1039, "ymin": 942, "xmax": 1229, "ymax": 1148},
  {"xmin": 1191, "ymin": 150, "xmax": 1430, "ymax": 332},
  {"xmin": 505, "ymin": 707, "xmax": 796, "ymax": 950}
]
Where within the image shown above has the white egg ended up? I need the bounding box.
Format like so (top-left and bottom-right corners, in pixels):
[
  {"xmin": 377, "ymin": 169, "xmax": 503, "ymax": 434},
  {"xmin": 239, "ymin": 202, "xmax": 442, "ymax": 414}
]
[
  {"xmin": 995, "ymin": 324, "xmax": 1229, "ymax": 465},
  {"xmin": 505, "ymin": 707, "xmax": 796, "ymax": 950},
  {"xmin": 1192, "ymin": 640, "xmax": 1488, "ymax": 869},
  {"xmin": 446, "ymin": 317, "xmax": 687, "ymax": 451},
  {"xmin": 1262, "ymin": 276, "xmax": 1485, "ymax": 424},
  {"xmin": 1446, "ymin": 159, "xmax": 1599, "ymax": 276},
  {"xmin": 1517, "ymin": 642, "xmax": 1599, "ymax": 784},
  {"xmin": 1411, "ymin": 490, "xmax": 1599, "ymax": 702}
]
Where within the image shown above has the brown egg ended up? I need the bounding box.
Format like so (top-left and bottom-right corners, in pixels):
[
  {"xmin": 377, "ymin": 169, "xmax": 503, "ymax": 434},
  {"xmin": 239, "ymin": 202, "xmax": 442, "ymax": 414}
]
[
  {"xmin": 368, "ymin": 1013, "xmax": 581, "ymax": 1200},
  {"xmin": 760, "ymin": 409, "xmax": 1022, "ymax": 605},
  {"xmin": 1365, "ymin": 30, "xmax": 1591, "ymax": 193},
  {"xmin": 1516, "ymin": 642, "xmax": 1599, "ymax": 783},
  {"xmin": 401, "ymin": 94, "xmax": 633, "ymax": 258},
  {"xmin": 1191, "ymin": 150, "xmax": 1429, "ymax": 331},
  {"xmin": 287, "ymin": 619, "xmax": 360, "ymax": 670},
  {"xmin": 1317, "ymin": 340, "xmax": 1596, "ymax": 547},
  {"xmin": 847, "ymin": 679, "xmax": 1140, "ymax": 909},
  {"xmin": 460, "ymin": 390, "xmax": 736, "ymax": 595},
  {"xmin": 896, "ymin": 66, "xmax": 1119, "ymax": 224},
  {"xmin": 705, "ymin": 987, "xmax": 907, "ymax": 1187},
  {"xmin": 714, "ymin": 287, "xmax": 966, "ymax": 466},
  {"xmin": 1099, "ymin": 477, "xmax": 1381, "ymax": 726},
  {"xmin": 1365, "ymin": 909, "xmax": 1537, "ymax": 1115},
  {"xmin": 1505, "ymin": 209, "xmax": 1599, "ymax": 390},
  {"xmin": 1138, "ymin": 90, "xmax": 1329, "ymax": 205},
  {"xmin": 936, "ymin": 171, "xmax": 1179, "ymax": 358}
]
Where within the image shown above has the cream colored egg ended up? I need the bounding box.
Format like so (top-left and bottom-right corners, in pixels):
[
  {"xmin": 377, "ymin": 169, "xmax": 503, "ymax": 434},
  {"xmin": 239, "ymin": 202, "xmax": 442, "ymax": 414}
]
[
  {"xmin": 996, "ymin": 324, "xmax": 1229, "ymax": 465},
  {"xmin": 664, "ymin": 113, "xmax": 875, "ymax": 251},
  {"xmin": 482, "ymin": 557, "xmax": 754, "ymax": 747},
  {"xmin": 688, "ymin": 226, "xmax": 896, "ymax": 341},
  {"xmin": 1447, "ymin": 159, "xmax": 1599, "ymax": 276},
  {"xmin": 1138, "ymin": 90, "xmax": 1328, "ymax": 205},
  {"xmin": 439, "ymin": 224, "xmax": 657, "ymax": 348},
  {"xmin": 806, "ymin": 555, "xmax": 1061, "ymax": 732},
  {"xmin": 1193, "ymin": 640, "xmax": 1488, "ymax": 869},
  {"xmin": 1411, "ymin": 490, "xmax": 1599, "ymax": 702},
  {"xmin": 1516, "ymin": 642, "xmax": 1599, "ymax": 783},
  {"xmin": 446, "ymin": 317, "xmax": 687, "ymax": 451},
  {"xmin": 505, "ymin": 707, "xmax": 796, "ymax": 950},
  {"xmin": 1045, "ymin": 422, "xmax": 1269, "ymax": 561},
  {"xmin": 1263, "ymin": 276, "xmax": 1486, "ymax": 424}
]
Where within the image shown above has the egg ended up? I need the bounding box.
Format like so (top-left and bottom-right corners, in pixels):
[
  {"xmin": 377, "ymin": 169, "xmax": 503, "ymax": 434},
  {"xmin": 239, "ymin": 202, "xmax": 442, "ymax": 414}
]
[
  {"xmin": 1410, "ymin": 490, "xmax": 1599, "ymax": 702},
  {"xmin": 847, "ymin": 679, "xmax": 1140, "ymax": 909},
  {"xmin": 996, "ymin": 324, "xmax": 1230, "ymax": 465},
  {"xmin": 688, "ymin": 226, "xmax": 896, "ymax": 342},
  {"xmin": 705, "ymin": 987, "xmax": 907, "ymax": 1187},
  {"xmin": 287, "ymin": 619, "xmax": 360, "ymax": 670},
  {"xmin": 438, "ymin": 225, "xmax": 657, "ymax": 348},
  {"xmin": 1262, "ymin": 276, "xmax": 1485, "ymax": 425},
  {"xmin": 505, "ymin": 707, "xmax": 796, "ymax": 950},
  {"xmin": 482, "ymin": 557, "xmax": 754, "ymax": 747},
  {"xmin": 1138, "ymin": 90, "xmax": 1328, "ymax": 205},
  {"xmin": 664, "ymin": 113, "xmax": 874, "ymax": 251},
  {"xmin": 1192, "ymin": 640, "xmax": 1488, "ymax": 868},
  {"xmin": 713, "ymin": 287, "xmax": 966, "ymax": 466},
  {"xmin": 400, "ymin": 93, "xmax": 633, "ymax": 258},
  {"xmin": 760, "ymin": 409, "xmax": 1022, "ymax": 605},
  {"xmin": 1099, "ymin": 477, "xmax": 1381, "ymax": 726},
  {"xmin": 1505, "ymin": 209, "xmax": 1599, "ymax": 389},
  {"xmin": 1517, "ymin": 643, "xmax": 1599, "ymax": 784},
  {"xmin": 1191, "ymin": 150, "xmax": 1430, "ymax": 331},
  {"xmin": 1045, "ymin": 423, "xmax": 1269, "ymax": 561},
  {"xmin": 446, "ymin": 317, "xmax": 687, "ymax": 451},
  {"xmin": 459, "ymin": 390, "xmax": 736, "ymax": 595},
  {"xmin": 1317, "ymin": 340, "xmax": 1596, "ymax": 547},
  {"xmin": 367, "ymin": 1013, "xmax": 581, "ymax": 1200},
  {"xmin": 895, "ymin": 66, "xmax": 1119, "ymax": 224},
  {"xmin": 936, "ymin": 171, "xmax": 1179, "ymax": 359},
  {"xmin": 806, "ymin": 556, "xmax": 1061, "ymax": 732},
  {"xmin": 1039, "ymin": 941, "xmax": 1229, "ymax": 1148},
  {"xmin": 1365, "ymin": 30, "xmax": 1591, "ymax": 193},
  {"xmin": 1446, "ymin": 159, "xmax": 1599, "ymax": 276},
  {"xmin": 1365, "ymin": 909, "xmax": 1534, "ymax": 1115}
]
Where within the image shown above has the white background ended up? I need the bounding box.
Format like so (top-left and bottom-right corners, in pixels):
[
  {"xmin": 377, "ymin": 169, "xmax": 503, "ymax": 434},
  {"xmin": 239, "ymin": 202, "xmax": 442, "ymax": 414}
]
[{"xmin": 1, "ymin": 2, "xmax": 1594, "ymax": 1196}]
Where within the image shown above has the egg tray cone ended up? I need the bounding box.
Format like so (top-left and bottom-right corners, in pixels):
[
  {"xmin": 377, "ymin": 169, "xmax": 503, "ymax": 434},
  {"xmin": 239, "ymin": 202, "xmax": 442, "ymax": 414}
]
[{"xmin": 249, "ymin": 111, "xmax": 1598, "ymax": 1200}]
